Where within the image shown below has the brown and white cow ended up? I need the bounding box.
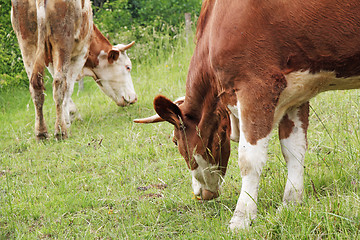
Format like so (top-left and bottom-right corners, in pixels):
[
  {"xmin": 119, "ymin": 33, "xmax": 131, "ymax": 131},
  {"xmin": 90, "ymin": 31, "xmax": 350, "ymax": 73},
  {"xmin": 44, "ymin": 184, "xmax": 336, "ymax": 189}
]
[
  {"xmin": 11, "ymin": 0, "xmax": 137, "ymax": 140},
  {"xmin": 135, "ymin": 0, "xmax": 360, "ymax": 231}
]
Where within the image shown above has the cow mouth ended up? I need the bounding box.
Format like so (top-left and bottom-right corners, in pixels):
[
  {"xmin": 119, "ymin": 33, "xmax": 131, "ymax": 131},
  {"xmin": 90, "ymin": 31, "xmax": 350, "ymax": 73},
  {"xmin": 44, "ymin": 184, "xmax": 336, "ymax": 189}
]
[
  {"xmin": 117, "ymin": 96, "xmax": 138, "ymax": 106},
  {"xmin": 200, "ymin": 189, "xmax": 220, "ymax": 200}
]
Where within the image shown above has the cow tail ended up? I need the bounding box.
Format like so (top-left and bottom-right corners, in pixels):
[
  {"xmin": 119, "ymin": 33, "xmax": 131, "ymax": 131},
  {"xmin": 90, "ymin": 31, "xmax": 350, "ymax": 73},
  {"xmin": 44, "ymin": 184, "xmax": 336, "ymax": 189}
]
[{"xmin": 30, "ymin": 0, "xmax": 47, "ymax": 91}]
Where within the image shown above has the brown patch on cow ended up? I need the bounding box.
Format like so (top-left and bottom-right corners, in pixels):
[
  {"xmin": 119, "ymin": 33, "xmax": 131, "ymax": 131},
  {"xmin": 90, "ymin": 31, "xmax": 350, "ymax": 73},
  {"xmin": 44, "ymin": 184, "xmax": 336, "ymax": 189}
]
[
  {"xmin": 79, "ymin": 12, "xmax": 90, "ymax": 42},
  {"xmin": 196, "ymin": 0, "xmax": 215, "ymax": 40},
  {"xmin": 298, "ymin": 102, "xmax": 310, "ymax": 142},
  {"xmin": 53, "ymin": 2, "xmax": 68, "ymax": 19},
  {"xmin": 44, "ymin": 39, "xmax": 52, "ymax": 66},
  {"xmin": 30, "ymin": 64, "xmax": 45, "ymax": 90},
  {"xmin": 85, "ymin": 25, "xmax": 112, "ymax": 68},
  {"xmin": 236, "ymin": 72, "xmax": 287, "ymax": 145},
  {"xmin": 279, "ymin": 114, "xmax": 295, "ymax": 140},
  {"xmin": 12, "ymin": 1, "xmax": 37, "ymax": 40}
]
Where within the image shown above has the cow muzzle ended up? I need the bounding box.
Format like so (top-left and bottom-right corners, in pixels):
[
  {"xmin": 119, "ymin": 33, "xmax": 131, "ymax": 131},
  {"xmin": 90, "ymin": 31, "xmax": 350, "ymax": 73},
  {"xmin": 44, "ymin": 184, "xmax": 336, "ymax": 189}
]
[
  {"xmin": 116, "ymin": 95, "xmax": 138, "ymax": 106},
  {"xmin": 200, "ymin": 189, "xmax": 220, "ymax": 200}
]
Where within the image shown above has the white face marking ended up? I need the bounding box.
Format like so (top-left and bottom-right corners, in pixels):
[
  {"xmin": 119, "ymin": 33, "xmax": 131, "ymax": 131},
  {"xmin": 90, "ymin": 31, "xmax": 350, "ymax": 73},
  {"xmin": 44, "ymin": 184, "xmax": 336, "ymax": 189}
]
[
  {"xmin": 191, "ymin": 154, "xmax": 223, "ymax": 194},
  {"xmin": 192, "ymin": 175, "xmax": 202, "ymax": 196},
  {"xmin": 93, "ymin": 48, "xmax": 137, "ymax": 106}
]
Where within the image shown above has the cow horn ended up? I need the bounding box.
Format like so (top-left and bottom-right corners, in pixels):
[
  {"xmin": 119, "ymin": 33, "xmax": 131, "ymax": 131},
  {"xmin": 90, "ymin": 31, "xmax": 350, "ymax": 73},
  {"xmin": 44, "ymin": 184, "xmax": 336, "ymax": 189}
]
[
  {"xmin": 133, "ymin": 114, "xmax": 164, "ymax": 123},
  {"xmin": 133, "ymin": 96, "xmax": 185, "ymax": 124},
  {"xmin": 174, "ymin": 96, "xmax": 185, "ymax": 106},
  {"xmin": 120, "ymin": 41, "xmax": 135, "ymax": 51}
]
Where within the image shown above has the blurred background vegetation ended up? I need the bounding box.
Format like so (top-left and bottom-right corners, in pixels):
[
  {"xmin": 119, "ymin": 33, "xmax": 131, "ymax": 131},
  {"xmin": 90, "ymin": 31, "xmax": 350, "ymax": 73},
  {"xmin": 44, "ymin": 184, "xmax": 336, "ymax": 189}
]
[{"xmin": 0, "ymin": 0, "xmax": 202, "ymax": 91}]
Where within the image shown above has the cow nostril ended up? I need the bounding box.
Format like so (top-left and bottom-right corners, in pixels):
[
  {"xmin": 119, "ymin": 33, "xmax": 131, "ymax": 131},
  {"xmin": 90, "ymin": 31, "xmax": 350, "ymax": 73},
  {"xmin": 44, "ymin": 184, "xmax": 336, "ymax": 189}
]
[
  {"xmin": 130, "ymin": 96, "xmax": 138, "ymax": 104},
  {"xmin": 116, "ymin": 97, "xmax": 128, "ymax": 107}
]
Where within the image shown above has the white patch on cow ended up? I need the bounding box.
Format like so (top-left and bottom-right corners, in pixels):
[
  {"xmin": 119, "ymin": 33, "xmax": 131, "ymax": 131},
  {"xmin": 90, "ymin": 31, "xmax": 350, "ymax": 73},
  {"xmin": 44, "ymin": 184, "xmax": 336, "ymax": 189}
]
[
  {"xmin": 227, "ymin": 104, "xmax": 239, "ymax": 119},
  {"xmin": 280, "ymin": 108, "xmax": 307, "ymax": 204},
  {"xmin": 94, "ymin": 49, "xmax": 137, "ymax": 106},
  {"xmin": 275, "ymin": 70, "xmax": 360, "ymax": 126},
  {"xmin": 36, "ymin": 3, "xmax": 46, "ymax": 21},
  {"xmin": 192, "ymin": 175, "xmax": 202, "ymax": 196},
  {"xmin": 229, "ymin": 101, "xmax": 271, "ymax": 230},
  {"xmin": 191, "ymin": 154, "xmax": 223, "ymax": 194}
]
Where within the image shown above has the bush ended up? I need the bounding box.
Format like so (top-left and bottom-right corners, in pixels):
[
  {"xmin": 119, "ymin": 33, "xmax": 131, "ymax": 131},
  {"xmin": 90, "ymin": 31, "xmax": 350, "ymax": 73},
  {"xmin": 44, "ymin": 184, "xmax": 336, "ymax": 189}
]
[
  {"xmin": 94, "ymin": 0, "xmax": 201, "ymax": 65},
  {"xmin": 0, "ymin": 0, "xmax": 27, "ymax": 91},
  {"xmin": 94, "ymin": 0, "xmax": 201, "ymax": 29}
]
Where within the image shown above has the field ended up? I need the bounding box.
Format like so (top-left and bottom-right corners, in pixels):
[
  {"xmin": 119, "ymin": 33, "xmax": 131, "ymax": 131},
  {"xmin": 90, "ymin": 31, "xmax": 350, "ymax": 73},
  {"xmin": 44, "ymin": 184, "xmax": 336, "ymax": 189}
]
[{"xmin": 0, "ymin": 36, "xmax": 359, "ymax": 239}]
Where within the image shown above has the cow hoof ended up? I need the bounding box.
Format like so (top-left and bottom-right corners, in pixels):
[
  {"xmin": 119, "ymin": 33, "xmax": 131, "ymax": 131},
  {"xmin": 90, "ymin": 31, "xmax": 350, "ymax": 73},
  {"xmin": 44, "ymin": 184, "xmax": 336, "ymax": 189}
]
[
  {"xmin": 54, "ymin": 132, "xmax": 68, "ymax": 141},
  {"xmin": 36, "ymin": 132, "xmax": 49, "ymax": 141},
  {"xmin": 229, "ymin": 215, "xmax": 252, "ymax": 232}
]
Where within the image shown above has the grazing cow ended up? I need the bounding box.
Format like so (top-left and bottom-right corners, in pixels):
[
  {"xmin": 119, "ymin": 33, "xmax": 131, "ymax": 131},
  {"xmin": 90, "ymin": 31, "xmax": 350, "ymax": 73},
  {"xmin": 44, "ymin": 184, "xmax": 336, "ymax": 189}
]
[
  {"xmin": 11, "ymin": 0, "xmax": 137, "ymax": 140},
  {"xmin": 135, "ymin": 0, "xmax": 360, "ymax": 231}
]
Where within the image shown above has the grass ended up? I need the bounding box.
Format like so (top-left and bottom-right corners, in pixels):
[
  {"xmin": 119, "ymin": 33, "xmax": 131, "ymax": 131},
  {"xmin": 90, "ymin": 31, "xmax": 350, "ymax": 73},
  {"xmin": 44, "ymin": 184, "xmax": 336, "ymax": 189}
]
[{"xmin": 0, "ymin": 33, "xmax": 359, "ymax": 239}]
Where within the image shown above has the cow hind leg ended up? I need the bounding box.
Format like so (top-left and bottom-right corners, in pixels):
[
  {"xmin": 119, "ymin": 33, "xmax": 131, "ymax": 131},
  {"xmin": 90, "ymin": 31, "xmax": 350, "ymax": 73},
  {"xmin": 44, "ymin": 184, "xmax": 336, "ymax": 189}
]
[
  {"xmin": 22, "ymin": 46, "xmax": 49, "ymax": 140},
  {"xmin": 279, "ymin": 102, "xmax": 309, "ymax": 205},
  {"xmin": 52, "ymin": 69, "xmax": 68, "ymax": 140},
  {"xmin": 30, "ymin": 84, "xmax": 48, "ymax": 140}
]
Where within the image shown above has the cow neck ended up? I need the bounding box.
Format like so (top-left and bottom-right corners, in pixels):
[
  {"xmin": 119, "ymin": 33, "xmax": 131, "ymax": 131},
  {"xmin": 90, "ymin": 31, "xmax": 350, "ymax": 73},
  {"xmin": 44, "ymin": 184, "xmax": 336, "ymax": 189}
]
[
  {"xmin": 184, "ymin": 65, "xmax": 219, "ymax": 123},
  {"xmin": 84, "ymin": 24, "xmax": 112, "ymax": 69}
]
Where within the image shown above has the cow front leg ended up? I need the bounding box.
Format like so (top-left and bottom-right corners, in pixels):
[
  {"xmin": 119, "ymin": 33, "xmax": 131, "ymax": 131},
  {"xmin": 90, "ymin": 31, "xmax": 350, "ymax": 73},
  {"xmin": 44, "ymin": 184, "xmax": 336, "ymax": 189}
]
[
  {"xmin": 63, "ymin": 52, "xmax": 89, "ymax": 125},
  {"xmin": 62, "ymin": 81, "xmax": 78, "ymax": 128},
  {"xmin": 229, "ymin": 102, "xmax": 271, "ymax": 230},
  {"xmin": 229, "ymin": 136, "xmax": 270, "ymax": 230},
  {"xmin": 52, "ymin": 73, "xmax": 67, "ymax": 140},
  {"xmin": 279, "ymin": 102, "xmax": 309, "ymax": 204},
  {"xmin": 29, "ymin": 84, "xmax": 48, "ymax": 140}
]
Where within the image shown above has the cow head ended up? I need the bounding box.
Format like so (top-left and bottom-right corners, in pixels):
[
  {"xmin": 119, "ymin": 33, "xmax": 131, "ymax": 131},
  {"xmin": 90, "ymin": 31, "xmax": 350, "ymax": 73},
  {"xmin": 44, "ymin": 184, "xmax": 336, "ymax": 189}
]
[
  {"xmin": 84, "ymin": 41, "xmax": 137, "ymax": 106},
  {"xmin": 135, "ymin": 95, "xmax": 231, "ymax": 200}
]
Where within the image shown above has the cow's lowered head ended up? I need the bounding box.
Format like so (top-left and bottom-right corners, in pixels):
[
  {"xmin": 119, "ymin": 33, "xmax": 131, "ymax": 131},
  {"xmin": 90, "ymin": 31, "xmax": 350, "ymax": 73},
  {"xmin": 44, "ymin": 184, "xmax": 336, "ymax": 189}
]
[
  {"xmin": 83, "ymin": 26, "xmax": 137, "ymax": 107},
  {"xmin": 134, "ymin": 95, "xmax": 231, "ymax": 200}
]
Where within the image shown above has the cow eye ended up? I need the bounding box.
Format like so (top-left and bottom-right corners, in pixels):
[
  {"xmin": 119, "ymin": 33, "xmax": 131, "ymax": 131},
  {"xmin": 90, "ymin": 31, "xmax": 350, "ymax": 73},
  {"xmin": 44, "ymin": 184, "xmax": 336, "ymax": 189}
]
[
  {"xmin": 125, "ymin": 65, "xmax": 131, "ymax": 72},
  {"xmin": 172, "ymin": 136, "xmax": 178, "ymax": 146}
]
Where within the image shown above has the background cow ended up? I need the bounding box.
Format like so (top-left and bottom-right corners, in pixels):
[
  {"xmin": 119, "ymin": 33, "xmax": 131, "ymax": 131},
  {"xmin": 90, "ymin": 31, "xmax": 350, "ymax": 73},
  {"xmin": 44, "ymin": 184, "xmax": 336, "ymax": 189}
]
[
  {"xmin": 11, "ymin": 0, "xmax": 137, "ymax": 140},
  {"xmin": 135, "ymin": 0, "xmax": 360, "ymax": 231}
]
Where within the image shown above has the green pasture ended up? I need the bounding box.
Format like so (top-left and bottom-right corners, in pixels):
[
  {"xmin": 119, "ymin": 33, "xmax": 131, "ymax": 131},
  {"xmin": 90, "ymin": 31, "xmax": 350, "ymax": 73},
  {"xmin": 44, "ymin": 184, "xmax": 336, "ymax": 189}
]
[{"xmin": 0, "ymin": 36, "xmax": 359, "ymax": 239}]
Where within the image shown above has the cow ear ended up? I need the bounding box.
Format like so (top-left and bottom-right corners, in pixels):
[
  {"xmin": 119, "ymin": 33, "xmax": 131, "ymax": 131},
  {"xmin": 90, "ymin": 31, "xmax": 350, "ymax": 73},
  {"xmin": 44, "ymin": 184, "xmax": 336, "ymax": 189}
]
[
  {"xmin": 154, "ymin": 95, "xmax": 183, "ymax": 128},
  {"xmin": 108, "ymin": 49, "xmax": 120, "ymax": 64}
]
